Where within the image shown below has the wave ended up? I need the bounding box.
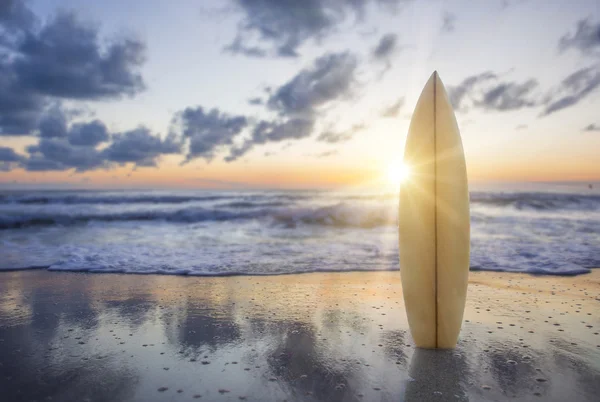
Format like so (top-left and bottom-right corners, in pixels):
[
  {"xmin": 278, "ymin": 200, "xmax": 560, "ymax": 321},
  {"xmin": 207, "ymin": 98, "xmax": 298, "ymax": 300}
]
[
  {"xmin": 2, "ymin": 190, "xmax": 599, "ymax": 212},
  {"xmin": 0, "ymin": 202, "xmax": 395, "ymax": 230},
  {"xmin": 0, "ymin": 192, "xmax": 323, "ymax": 205},
  {"xmin": 0, "ymin": 193, "xmax": 236, "ymax": 205},
  {"xmin": 217, "ymin": 201, "xmax": 288, "ymax": 208},
  {"xmin": 3, "ymin": 192, "xmax": 600, "ymax": 229},
  {"xmin": 470, "ymin": 192, "xmax": 600, "ymax": 211},
  {"xmin": 0, "ymin": 207, "xmax": 264, "ymax": 229}
]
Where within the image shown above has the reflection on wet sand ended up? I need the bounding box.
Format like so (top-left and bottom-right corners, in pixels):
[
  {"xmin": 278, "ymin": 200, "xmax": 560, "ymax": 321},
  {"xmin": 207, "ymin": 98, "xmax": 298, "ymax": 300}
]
[
  {"xmin": 405, "ymin": 349, "xmax": 468, "ymax": 401},
  {"xmin": 0, "ymin": 270, "xmax": 599, "ymax": 401}
]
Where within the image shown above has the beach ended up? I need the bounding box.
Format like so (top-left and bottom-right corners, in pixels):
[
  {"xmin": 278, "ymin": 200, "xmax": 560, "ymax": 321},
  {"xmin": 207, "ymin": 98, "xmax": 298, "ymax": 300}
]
[{"xmin": 1, "ymin": 269, "xmax": 599, "ymax": 401}]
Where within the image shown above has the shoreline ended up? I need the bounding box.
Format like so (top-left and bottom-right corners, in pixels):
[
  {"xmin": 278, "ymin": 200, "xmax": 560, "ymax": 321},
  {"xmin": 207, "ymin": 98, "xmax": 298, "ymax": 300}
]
[
  {"xmin": 1, "ymin": 269, "xmax": 599, "ymax": 401},
  {"xmin": 1, "ymin": 266, "xmax": 597, "ymax": 277}
]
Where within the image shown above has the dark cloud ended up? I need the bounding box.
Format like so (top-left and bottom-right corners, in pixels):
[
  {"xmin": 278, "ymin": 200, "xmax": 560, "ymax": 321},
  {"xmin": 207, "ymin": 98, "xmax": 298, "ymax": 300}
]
[
  {"xmin": 441, "ymin": 11, "xmax": 456, "ymax": 33},
  {"xmin": 0, "ymin": 146, "xmax": 25, "ymax": 171},
  {"xmin": 583, "ymin": 123, "xmax": 600, "ymax": 132},
  {"xmin": 228, "ymin": 0, "xmax": 363, "ymax": 57},
  {"xmin": 228, "ymin": 0, "xmax": 409, "ymax": 57},
  {"xmin": 372, "ymin": 33, "xmax": 398, "ymax": 60},
  {"xmin": 448, "ymin": 72, "xmax": 538, "ymax": 112},
  {"xmin": 0, "ymin": 1, "xmax": 146, "ymax": 136},
  {"xmin": 103, "ymin": 127, "xmax": 181, "ymax": 167},
  {"xmin": 14, "ymin": 12, "xmax": 146, "ymax": 99},
  {"xmin": 36, "ymin": 107, "xmax": 108, "ymax": 145},
  {"xmin": 317, "ymin": 123, "xmax": 364, "ymax": 143},
  {"xmin": 226, "ymin": 118, "xmax": 315, "ymax": 161},
  {"xmin": 14, "ymin": 107, "xmax": 179, "ymax": 172},
  {"xmin": 68, "ymin": 120, "xmax": 109, "ymax": 146},
  {"xmin": 447, "ymin": 71, "xmax": 497, "ymax": 110},
  {"xmin": 252, "ymin": 117, "xmax": 315, "ymax": 142},
  {"xmin": 0, "ymin": 57, "xmax": 46, "ymax": 135},
  {"xmin": 248, "ymin": 97, "xmax": 263, "ymax": 105},
  {"xmin": 0, "ymin": 0, "xmax": 35, "ymax": 34},
  {"xmin": 224, "ymin": 36, "xmax": 267, "ymax": 58},
  {"xmin": 540, "ymin": 64, "xmax": 600, "ymax": 116},
  {"xmin": 171, "ymin": 106, "xmax": 248, "ymax": 162},
  {"xmin": 381, "ymin": 97, "xmax": 404, "ymax": 117},
  {"xmin": 37, "ymin": 106, "xmax": 68, "ymax": 138},
  {"xmin": 267, "ymin": 51, "xmax": 358, "ymax": 117},
  {"xmin": 24, "ymin": 138, "xmax": 106, "ymax": 172},
  {"xmin": 0, "ymin": 146, "xmax": 24, "ymax": 162},
  {"xmin": 474, "ymin": 79, "xmax": 538, "ymax": 111},
  {"xmin": 224, "ymin": 51, "xmax": 359, "ymax": 161},
  {"xmin": 559, "ymin": 19, "xmax": 600, "ymax": 57}
]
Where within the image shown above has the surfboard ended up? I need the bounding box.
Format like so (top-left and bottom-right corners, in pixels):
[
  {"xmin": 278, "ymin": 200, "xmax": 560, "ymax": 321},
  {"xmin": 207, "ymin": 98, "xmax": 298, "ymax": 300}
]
[{"xmin": 398, "ymin": 71, "xmax": 470, "ymax": 349}]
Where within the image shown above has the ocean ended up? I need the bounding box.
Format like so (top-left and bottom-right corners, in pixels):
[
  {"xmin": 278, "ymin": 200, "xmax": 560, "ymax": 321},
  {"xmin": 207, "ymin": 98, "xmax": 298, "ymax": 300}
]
[{"xmin": 1, "ymin": 184, "xmax": 599, "ymax": 276}]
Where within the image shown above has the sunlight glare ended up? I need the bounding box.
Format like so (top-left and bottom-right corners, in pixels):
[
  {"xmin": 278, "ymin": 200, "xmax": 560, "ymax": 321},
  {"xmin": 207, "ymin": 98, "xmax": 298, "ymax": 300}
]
[{"xmin": 386, "ymin": 160, "xmax": 411, "ymax": 185}]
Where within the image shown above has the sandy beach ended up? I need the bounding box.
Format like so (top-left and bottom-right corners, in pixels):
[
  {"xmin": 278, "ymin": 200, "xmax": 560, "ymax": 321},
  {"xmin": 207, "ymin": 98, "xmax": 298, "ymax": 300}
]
[{"xmin": 0, "ymin": 270, "xmax": 598, "ymax": 402}]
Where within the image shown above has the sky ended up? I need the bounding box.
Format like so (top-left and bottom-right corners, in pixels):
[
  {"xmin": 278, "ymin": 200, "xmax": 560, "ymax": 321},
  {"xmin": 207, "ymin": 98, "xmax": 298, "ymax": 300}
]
[{"xmin": 0, "ymin": 0, "xmax": 599, "ymax": 190}]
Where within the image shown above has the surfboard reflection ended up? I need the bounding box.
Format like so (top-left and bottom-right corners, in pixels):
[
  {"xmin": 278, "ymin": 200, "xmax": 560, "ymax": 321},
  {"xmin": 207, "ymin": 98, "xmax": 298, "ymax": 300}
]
[{"xmin": 405, "ymin": 348, "xmax": 469, "ymax": 401}]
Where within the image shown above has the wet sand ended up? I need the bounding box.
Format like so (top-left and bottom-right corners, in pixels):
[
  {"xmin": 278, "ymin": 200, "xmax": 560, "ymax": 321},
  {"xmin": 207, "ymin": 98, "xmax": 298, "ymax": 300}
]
[{"xmin": 0, "ymin": 269, "xmax": 599, "ymax": 402}]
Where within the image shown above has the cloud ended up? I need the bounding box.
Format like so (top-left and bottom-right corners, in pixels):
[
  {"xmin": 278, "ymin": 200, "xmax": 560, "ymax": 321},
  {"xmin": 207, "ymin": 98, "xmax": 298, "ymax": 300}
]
[
  {"xmin": 540, "ymin": 64, "xmax": 600, "ymax": 116},
  {"xmin": 0, "ymin": 1, "xmax": 146, "ymax": 136},
  {"xmin": 103, "ymin": 127, "xmax": 181, "ymax": 167},
  {"xmin": 441, "ymin": 11, "xmax": 456, "ymax": 33},
  {"xmin": 315, "ymin": 150, "xmax": 338, "ymax": 158},
  {"xmin": 14, "ymin": 12, "xmax": 145, "ymax": 99},
  {"xmin": 559, "ymin": 19, "xmax": 600, "ymax": 57},
  {"xmin": 68, "ymin": 120, "xmax": 109, "ymax": 146},
  {"xmin": 224, "ymin": 36, "xmax": 267, "ymax": 58},
  {"xmin": 248, "ymin": 97, "xmax": 263, "ymax": 105},
  {"xmin": 448, "ymin": 72, "xmax": 538, "ymax": 112},
  {"xmin": 267, "ymin": 51, "xmax": 358, "ymax": 117},
  {"xmin": 227, "ymin": 0, "xmax": 409, "ymax": 57},
  {"xmin": 226, "ymin": 117, "xmax": 315, "ymax": 161},
  {"xmin": 24, "ymin": 138, "xmax": 107, "ymax": 172},
  {"xmin": 515, "ymin": 124, "xmax": 528, "ymax": 130},
  {"xmin": 0, "ymin": 0, "xmax": 35, "ymax": 34},
  {"xmin": 18, "ymin": 107, "xmax": 112, "ymax": 172},
  {"xmin": 447, "ymin": 71, "xmax": 497, "ymax": 109},
  {"xmin": 583, "ymin": 123, "xmax": 600, "ymax": 132},
  {"xmin": 0, "ymin": 57, "xmax": 46, "ymax": 135},
  {"xmin": 474, "ymin": 79, "xmax": 538, "ymax": 111},
  {"xmin": 381, "ymin": 97, "xmax": 404, "ymax": 117},
  {"xmin": 0, "ymin": 146, "xmax": 24, "ymax": 162},
  {"xmin": 171, "ymin": 106, "xmax": 248, "ymax": 162},
  {"xmin": 317, "ymin": 123, "xmax": 364, "ymax": 143},
  {"xmin": 224, "ymin": 51, "xmax": 360, "ymax": 161},
  {"xmin": 0, "ymin": 146, "xmax": 25, "ymax": 171},
  {"xmin": 34, "ymin": 107, "xmax": 109, "ymax": 146},
  {"xmin": 37, "ymin": 106, "xmax": 68, "ymax": 138},
  {"xmin": 372, "ymin": 33, "xmax": 398, "ymax": 60},
  {"xmin": 227, "ymin": 0, "xmax": 363, "ymax": 57},
  {"xmin": 13, "ymin": 108, "xmax": 180, "ymax": 172}
]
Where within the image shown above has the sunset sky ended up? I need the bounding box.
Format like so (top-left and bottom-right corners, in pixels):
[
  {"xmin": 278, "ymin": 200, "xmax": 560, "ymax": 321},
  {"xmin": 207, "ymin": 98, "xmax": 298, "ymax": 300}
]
[{"xmin": 1, "ymin": 0, "xmax": 599, "ymax": 189}]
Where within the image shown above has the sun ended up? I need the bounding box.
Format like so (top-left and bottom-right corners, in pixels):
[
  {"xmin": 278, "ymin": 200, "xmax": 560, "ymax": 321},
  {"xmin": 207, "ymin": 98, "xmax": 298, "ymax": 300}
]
[{"xmin": 386, "ymin": 160, "xmax": 411, "ymax": 185}]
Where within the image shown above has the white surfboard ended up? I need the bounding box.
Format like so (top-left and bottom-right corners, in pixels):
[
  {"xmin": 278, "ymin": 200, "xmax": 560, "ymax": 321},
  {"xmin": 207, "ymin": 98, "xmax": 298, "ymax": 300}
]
[{"xmin": 398, "ymin": 71, "xmax": 470, "ymax": 349}]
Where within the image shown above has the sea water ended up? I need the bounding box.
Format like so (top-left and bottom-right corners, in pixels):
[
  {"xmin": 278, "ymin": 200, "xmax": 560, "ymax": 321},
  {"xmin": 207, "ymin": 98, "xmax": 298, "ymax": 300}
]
[{"xmin": 1, "ymin": 184, "xmax": 599, "ymax": 276}]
